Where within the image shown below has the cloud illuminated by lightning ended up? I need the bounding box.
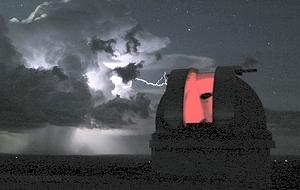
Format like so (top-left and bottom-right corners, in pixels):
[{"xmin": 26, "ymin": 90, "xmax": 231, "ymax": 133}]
[{"xmin": 135, "ymin": 72, "xmax": 168, "ymax": 87}]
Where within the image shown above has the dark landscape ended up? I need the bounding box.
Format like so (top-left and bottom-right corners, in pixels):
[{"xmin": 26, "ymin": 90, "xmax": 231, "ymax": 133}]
[{"xmin": 0, "ymin": 154, "xmax": 299, "ymax": 189}]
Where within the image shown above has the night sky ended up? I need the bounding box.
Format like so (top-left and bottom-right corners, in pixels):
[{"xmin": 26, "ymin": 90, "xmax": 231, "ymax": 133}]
[
  {"xmin": 1, "ymin": 0, "xmax": 299, "ymax": 110},
  {"xmin": 0, "ymin": 0, "xmax": 299, "ymax": 155}
]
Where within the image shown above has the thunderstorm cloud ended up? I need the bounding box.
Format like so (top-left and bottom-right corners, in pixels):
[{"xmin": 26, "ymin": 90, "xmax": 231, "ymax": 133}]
[{"xmin": 114, "ymin": 62, "xmax": 144, "ymax": 83}]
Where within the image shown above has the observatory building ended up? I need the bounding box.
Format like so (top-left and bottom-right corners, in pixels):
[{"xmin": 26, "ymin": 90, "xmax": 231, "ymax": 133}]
[{"xmin": 149, "ymin": 66, "xmax": 275, "ymax": 188}]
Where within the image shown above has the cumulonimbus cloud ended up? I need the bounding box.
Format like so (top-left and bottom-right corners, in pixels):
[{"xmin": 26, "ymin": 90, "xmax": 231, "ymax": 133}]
[
  {"xmin": 8, "ymin": 0, "xmax": 170, "ymax": 98},
  {"xmin": 0, "ymin": 0, "xmax": 171, "ymax": 130}
]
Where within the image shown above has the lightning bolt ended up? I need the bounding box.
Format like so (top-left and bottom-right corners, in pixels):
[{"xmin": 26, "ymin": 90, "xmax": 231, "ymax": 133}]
[{"xmin": 135, "ymin": 72, "xmax": 168, "ymax": 87}]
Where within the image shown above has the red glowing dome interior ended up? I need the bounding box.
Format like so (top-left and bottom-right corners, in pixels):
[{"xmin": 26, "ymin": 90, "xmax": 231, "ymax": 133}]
[{"xmin": 183, "ymin": 71, "xmax": 215, "ymax": 124}]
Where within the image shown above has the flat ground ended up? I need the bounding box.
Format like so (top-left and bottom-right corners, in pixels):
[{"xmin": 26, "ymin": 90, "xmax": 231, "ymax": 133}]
[{"xmin": 0, "ymin": 154, "xmax": 299, "ymax": 189}]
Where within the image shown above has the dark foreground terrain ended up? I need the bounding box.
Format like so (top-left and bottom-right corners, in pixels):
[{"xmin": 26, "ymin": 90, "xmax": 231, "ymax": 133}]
[{"xmin": 0, "ymin": 154, "xmax": 299, "ymax": 189}]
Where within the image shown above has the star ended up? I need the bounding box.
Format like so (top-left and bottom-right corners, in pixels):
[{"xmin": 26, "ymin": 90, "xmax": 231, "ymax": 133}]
[{"xmin": 187, "ymin": 28, "xmax": 192, "ymax": 32}]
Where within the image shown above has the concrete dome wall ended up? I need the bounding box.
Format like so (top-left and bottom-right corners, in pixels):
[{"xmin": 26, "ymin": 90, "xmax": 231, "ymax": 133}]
[
  {"xmin": 234, "ymin": 77, "xmax": 266, "ymax": 130},
  {"xmin": 156, "ymin": 66, "xmax": 267, "ymax": 129},
  {"xmin": 155, "ymin": 69, "xmax": 190, "ymax": 131}
]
